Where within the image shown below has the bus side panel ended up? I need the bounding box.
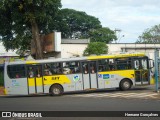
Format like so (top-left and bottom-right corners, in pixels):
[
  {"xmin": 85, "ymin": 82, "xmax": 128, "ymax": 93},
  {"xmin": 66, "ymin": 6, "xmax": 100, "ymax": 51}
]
[
  {"xmin": 28, "ymin": 78, "xmax": 36, "ymax": 94},
  {"xmin": 43, "ymin": 75, "xmax": 72, "ymax": 93},
  {"xmin": 64, "ymin": 74, "xmax": 83, "ymax": 91},
  {"xmin": 97, "ymin": 74, "xmax": 105, "ymax": 89},
  {"xmin": 98, "ymin": 70, "xmax": 135, "ymax": 89},
  {"xmin": 90, "ymin": 73, "xmax": 98, "ymax": 89},
  {"xmin": 83, "ymin": 74, "xmax": 90, "ymax": 90},
  {"xmin": 97, "ymin": 72, "xmax": 113, "ymax": 89},
  {"xmin": 4, "ymin": 77, "xmax": 28, "ymax": 95},
  {"xmin": 36, "ymin": 77, "xmax": 43, "ymax": 93},
  {"xmin": 43, "ymin": 85, "xmax": 50, "ymax": 94}
]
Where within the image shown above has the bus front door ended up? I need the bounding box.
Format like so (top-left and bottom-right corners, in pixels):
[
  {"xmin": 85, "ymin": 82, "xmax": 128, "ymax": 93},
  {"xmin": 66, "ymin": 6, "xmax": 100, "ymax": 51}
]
[
  {"xmin": 82, "ymin": 61, "xmax": 98, "ymax": 90},
  {"xmin": 27, "ymin": 65, "xmax": 44, "ymax": 94},
  {"xmin": 134, "ymin": 58, "xmax": 149, "ymax": 85}
]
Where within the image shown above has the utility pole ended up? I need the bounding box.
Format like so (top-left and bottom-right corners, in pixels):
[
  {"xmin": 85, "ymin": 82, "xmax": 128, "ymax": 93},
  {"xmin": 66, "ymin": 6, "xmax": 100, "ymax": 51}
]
[{"xmin": 114, "ymin": 29, "xmax": 123, "ymax": 43}]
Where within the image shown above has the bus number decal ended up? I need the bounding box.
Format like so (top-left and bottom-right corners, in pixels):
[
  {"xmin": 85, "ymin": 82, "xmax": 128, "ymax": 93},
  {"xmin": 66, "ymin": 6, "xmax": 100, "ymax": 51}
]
[{"xmin": 52, "ymin": 77, "xmax": 60, "ymax": 80}]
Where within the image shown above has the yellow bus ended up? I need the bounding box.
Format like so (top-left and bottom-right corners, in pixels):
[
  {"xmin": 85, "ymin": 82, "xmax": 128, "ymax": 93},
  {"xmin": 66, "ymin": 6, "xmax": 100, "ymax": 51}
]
[{"xmin": 4, "ymin": 53, "xmax": 153, "ymax": 96}]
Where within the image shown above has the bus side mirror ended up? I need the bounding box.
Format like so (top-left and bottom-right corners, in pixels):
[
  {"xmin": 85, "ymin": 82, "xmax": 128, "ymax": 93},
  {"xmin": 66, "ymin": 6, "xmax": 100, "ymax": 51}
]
[{"xmin": 149, "ymin": 59, "xmax": 154, "ymax": 68}]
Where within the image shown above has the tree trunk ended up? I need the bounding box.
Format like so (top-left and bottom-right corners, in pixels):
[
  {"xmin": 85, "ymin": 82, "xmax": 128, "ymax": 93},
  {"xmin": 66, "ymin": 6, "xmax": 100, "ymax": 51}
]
[{"xmin": 31, "ymin": 19, "xmax": 43, "ymax": 59}]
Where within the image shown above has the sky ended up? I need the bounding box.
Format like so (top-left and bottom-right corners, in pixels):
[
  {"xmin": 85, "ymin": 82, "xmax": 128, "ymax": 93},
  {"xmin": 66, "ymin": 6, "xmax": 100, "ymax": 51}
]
[{"xmin": 61, "ymin": 0, "xmax": 160, "ymax": 43}]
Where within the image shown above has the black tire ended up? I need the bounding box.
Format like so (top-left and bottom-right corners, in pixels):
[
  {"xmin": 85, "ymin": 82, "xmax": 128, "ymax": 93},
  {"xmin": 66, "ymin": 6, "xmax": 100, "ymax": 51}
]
[
  {"xmin": 50, "ymin": 85, "xmax": 63, "ymax": 96},
  {"xmin": 120, "ymin": 79, "xmax": 132, "ymax": 91}
]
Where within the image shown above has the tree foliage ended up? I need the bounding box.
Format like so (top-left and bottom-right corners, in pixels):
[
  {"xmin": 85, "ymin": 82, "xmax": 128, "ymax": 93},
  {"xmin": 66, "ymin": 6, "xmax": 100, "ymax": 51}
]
[
  {"xmin": 137, "ymin": 24, "xmax": 160, "ymax": 43},
  {"xmin": 0, "ymin": 0, "xmax": 61, "ymax": 59},
  {"xmin": 54, "ymin": 8, "xmax": 102, "ymax": 39},
  {"xmin": 0, "ymin": 1, "xmax": 116, "ymax": 58},
  {"xmin": 83, "ymin": 42, "xmax": 108, "ymax": 56},
  {"xmin": 89, "ymin": 27, "xmax": 117, "ymax": 43}
]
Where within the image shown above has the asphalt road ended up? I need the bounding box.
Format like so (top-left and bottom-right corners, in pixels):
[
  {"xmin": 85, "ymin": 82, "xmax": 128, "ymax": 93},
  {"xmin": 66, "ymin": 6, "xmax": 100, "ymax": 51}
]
[
  {"xmin": 1, "ymin": 94, "xmax": 160, "ymax": 111},
  {"xmin": 0, "ymin": 87, "xmax": 160, "ymax": 120},
  {"xmin": 0, "ymin": 87, "xmax": 160, "ymax": 111}
]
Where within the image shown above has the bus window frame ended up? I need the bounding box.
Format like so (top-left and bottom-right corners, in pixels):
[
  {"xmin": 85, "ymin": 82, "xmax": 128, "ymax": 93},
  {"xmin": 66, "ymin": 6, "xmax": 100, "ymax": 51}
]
[
  {"xmin": 7, "ymin": 64, "xmax": 26, "ymax": 79},
  {"xmin": 42, "ymin": 62, "xmax": 63, "ymax": 76}
]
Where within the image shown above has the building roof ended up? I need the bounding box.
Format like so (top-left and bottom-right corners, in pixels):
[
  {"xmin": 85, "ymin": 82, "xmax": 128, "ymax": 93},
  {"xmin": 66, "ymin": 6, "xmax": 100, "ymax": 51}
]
[
  {"xmin": 61, "ymin": 39, "xmax": 90, "ymax": 44},
  {"xmin": 0, "ymin": 52, "xmax": 19, "ymax": 57}
]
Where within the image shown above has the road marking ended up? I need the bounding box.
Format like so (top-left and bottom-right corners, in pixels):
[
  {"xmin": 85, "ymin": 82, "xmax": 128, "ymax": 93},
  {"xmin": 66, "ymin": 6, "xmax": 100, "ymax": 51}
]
[{"xmin": 71, "ymin": 92, "xmax": 159, "ymax": 100}]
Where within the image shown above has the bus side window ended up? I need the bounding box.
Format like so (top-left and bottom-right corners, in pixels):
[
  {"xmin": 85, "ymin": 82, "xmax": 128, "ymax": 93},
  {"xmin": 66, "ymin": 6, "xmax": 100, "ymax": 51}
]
[
  {"xmin": 134, "ymin": 60, "xmax": 140, "ymax": 70},
  {"xmin": 98, "ymin": 59, "xmax": 108, "ymax": 72},
  {"xmin": 28, "ymin": 67, "xmax": 34, "ymax": 78},
  {"xmin": 50, "ymin": 63, "xmax": 62, "ymax": 75},
  {"xmin": 44, "ymin": 64, "xmax": 52, "ymax": 76},
  {"xmin": 70, "ymin": 62, "xmax": 80, "ymax": 73},
  {"xmin": 8, "ymin": 65, "xmax": 26, "ymax": 79},
  {"xmin": 36, "ymin": 66, "xmax": 42, "ymax": 77},
  {"xmin": 63, "ymin": 62, "xmax": 70, "ymax": 74},
  {"xmin": 90, "ymin": 62, "xmax": 96, "ymax": 74},
  {"xmin": 16, "ymin": 73, "xmax": 20, "ymax": 78},
  {"xmin": 90, "ymin": 66, "xmax": 95, "ymax": 73},
  {"xmin": 83, "ymin": 63, "xmax": 88, "ymax": 74},
  {"xmin": 141, "ymin": 59, "xmax": 147, "ymax": 70},
  {"xmin": 109, "ymin": 59, "xmax": 115, "ymax": 70}
]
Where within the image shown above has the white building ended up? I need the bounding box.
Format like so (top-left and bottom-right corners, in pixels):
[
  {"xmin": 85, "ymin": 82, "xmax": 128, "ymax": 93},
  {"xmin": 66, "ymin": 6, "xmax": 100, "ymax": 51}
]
[{"xmin": 60, "ymin": 39, "xmax": 160, "ymax": 60}]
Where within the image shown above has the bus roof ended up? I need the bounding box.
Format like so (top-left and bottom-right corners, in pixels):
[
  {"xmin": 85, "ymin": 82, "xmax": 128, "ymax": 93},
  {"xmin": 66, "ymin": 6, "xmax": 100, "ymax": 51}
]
[
  {"xmin": 6, "ymin": 57, "xmax": 87, "ymax": 65},
  {"xmin": 6, "ymin": 52, "xmax": 146, "ymax": 65},
  {"xmin": 87, "ymin": 52, "xmax": 146, "ymax": 60}
]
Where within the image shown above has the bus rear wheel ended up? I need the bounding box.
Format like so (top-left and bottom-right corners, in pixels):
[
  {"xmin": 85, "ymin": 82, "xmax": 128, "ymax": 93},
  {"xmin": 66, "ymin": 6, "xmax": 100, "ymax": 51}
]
[
  {"xmin": 50, "ymin": 84, "xmax": 63, "ymax": 96},
  {"xmin": 120, "ymin": 79, "xmax": 132, "ymax": 91}
]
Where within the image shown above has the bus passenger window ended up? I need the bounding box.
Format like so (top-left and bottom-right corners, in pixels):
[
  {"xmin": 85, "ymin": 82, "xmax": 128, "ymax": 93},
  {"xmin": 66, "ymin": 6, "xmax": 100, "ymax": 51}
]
[
  {"xmin": 50, "ymin": 63, "xmax": 62, "ymax": 75},
  {"xmin": 36, "ymin": 66, "xmax": 42, "ymax": 77},
  {"xmin": 141, "ymin": 59, "xmax": 147, "ymax": 70},
  {"xmin": 44, "ymin": 70, "xmax": 51, "ymax": 75},
  {"xmin": 16, "ymin": 73, "xmax": 20, "ymax": 78},
  {"xmin": 8, "ymin": 65, "xmax": 26, "ymax": 79},
  {"xmin": 109, "ymin": 61, "xmax": 115, "ymax": 70},
  {"xmin": 44, "ymin": 64, "xmax": 52, "ymax": 76},
  {"xmin": 134, "ymin": 60, "xmax": 140, "ymax": 70},
  {"xmin": 84, "ymin": 67, "xmax": 88, "ymax": 74},
  {"xmin": 90, "ymin": 66, "xmax": 95, "ymax": 73},
  {"xmin": 63, "ymin": 62, "xmax": 70, "ymax": 74},
  {"xmin": 63, "ymin": 62, "xmax": 80, "ymax": 74},
  {"xmin": 82, "ymin": 63, "xmax": 88, "ymax": 74},
  {"xmin": 90, "ymin": 62, "xmax": 96, "ymax": 74},
  {"xmin": 98, "ymin": 59, "xmax": 108, "ymax": 72},
  {"xmin": 28, "ymin": 67, "xmax": 34, "ymax": 78}
]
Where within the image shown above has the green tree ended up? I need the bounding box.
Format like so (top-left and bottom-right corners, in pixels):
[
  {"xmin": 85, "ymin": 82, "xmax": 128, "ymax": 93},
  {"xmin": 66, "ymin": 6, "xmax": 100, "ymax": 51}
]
[
  {"xmin": 0, "ymin": 0, "xmax": 61, "ymax": 59},
  {"xmin": 83, "ymin": 42, "xmax": 108, "ymax": 56},
  {"xmin": 89, "ymin": 27, "xmax": 117, "ymax": 43},
  {"xmin": 54, "ymin": 8, "xmax": 102, "ymax": 38},
  {"xmin": 137, "ymin": 24, "xmax": 160, "ymax": 43}
]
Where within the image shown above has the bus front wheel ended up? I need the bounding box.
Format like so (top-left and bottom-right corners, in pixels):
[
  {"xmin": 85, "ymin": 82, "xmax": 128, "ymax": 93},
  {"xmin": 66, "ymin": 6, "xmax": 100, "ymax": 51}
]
[
  {"xmin": 50, "ymin": 84, "xmax": 63, "ymax": 96},
  {"xmin": 120, "ymin": 79, "xmax": 132, "ymax": 91}
]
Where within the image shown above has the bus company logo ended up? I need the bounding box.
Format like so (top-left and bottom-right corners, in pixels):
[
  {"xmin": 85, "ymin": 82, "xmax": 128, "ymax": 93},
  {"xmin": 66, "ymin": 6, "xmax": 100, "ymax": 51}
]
[
  {"xmin": 73, "ymin": 75, "xmax": 80, "ymax": 81},
  {"xmin": 103, "ymin": 74, "xmax": 110, "ymax": 79},
  {"xmin": 98, "ymin": 74, "xmax": 102, "ymax": 78},
  {"xmin": 2, "ymin": 112, "xmax": 11, "ymax": 117}
]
